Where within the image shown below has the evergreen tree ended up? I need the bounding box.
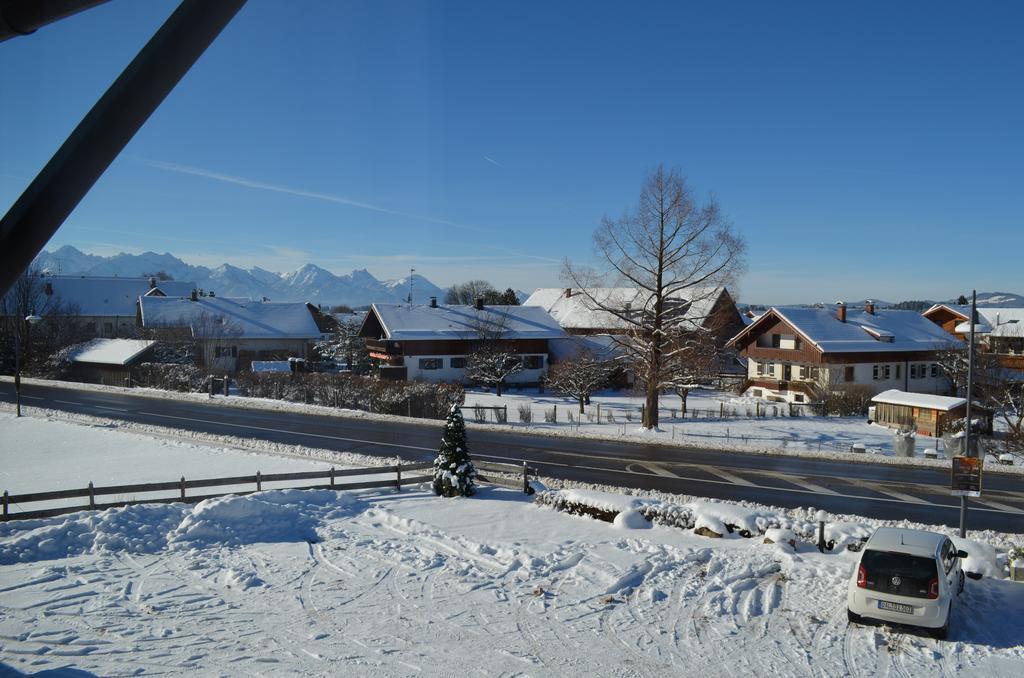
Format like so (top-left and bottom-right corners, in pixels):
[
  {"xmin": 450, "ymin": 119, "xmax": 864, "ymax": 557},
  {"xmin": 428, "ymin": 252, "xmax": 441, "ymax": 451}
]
[{"xmin": 432, "ymin": 405, "xmax": 477, "ymax": 497}]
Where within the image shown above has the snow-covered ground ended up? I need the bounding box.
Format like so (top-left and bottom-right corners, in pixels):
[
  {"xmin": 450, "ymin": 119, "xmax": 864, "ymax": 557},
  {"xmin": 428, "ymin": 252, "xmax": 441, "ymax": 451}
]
[{"xmin": 1, "ymin": 411, "xmax": 1023, "ymax": 676}]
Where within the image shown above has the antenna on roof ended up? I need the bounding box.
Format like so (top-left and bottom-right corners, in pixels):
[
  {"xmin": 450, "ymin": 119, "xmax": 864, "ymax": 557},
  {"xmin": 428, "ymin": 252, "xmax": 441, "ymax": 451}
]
[{"xmin": 407, "ymin": 267, "xmax": 415, "ymax": 305}]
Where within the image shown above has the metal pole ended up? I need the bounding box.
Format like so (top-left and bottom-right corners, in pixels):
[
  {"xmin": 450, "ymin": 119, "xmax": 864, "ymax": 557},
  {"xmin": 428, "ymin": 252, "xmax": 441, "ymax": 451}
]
[
  {"xmin": 13, "ymin": 325, "xmax": 21, "ymax": 417},
  {"xmin": 959, "ymin": 290, "xmax": 977, "ymax": 539}
]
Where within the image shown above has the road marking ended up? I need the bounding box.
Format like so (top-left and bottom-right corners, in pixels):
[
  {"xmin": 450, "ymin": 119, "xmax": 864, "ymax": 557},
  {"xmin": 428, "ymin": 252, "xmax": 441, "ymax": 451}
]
[
  {"xmin": 22, "ymin": 395, "xmax": 43, "ymax": 400},
  {"xmin": 93, "ymin": 405, "xmax": 127, "ymax": 412},
  {"xmin": 700, "ymin": 465, "xmax": 755, "ymax": 486},
  {"xmin": 973, "ymin": 498, "xmax": 1024, "ymax": 514},
  {"xmin": 138, "ymin": 410, "xmax": 435, "ymax": 453},
  {"xmin": 55, "ymin": 400, "xmax": 78, "ymax": 405},
  {"xmin": 637, "ymin": 462, "xmax": 679, "ymax": 478},
  {"xmin": 844, "ymin": 478, "xmax": 929, "ymax": 504},
  {"xmin": 762, "ymin": 471, "xmax": 840, "ymax": 495}
]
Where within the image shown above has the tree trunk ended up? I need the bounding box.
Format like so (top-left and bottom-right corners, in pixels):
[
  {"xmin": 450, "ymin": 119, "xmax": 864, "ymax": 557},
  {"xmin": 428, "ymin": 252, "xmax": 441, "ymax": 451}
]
[
  {"xmin": 643, "ymin": 382, "xmax": 659, "ymax": 429},
  {"xmin": 678, "ymin": 388, "xmax": 689, "ymax": 417},
  {"xmin": 578, "ymin": 395, "xmax": 585, "ymax": 414},
  {"xmin": 495, "ymin": 381, "xmax": 502, "ymax": 397}
]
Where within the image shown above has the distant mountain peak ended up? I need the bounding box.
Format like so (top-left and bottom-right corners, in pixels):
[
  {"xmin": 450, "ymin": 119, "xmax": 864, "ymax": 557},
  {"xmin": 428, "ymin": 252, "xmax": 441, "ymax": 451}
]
[{"xmin": 30, "ymin": 246, "xmax": 462, "ymax": 307}]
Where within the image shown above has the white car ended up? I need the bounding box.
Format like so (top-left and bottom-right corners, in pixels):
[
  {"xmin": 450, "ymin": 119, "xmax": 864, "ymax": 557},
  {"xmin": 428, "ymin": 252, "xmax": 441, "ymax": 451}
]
[{"xmin": 847, "ymin": 527, "xmax": 967, "ymax": 639}]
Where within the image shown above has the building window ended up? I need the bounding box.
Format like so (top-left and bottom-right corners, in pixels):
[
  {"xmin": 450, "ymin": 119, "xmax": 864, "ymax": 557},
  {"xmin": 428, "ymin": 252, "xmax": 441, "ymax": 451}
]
[
  {"xmin": 214, "ymin": 346, "xmax": 237, "ymax": 358},
  {"xmin": 752, "ymin": 389, "xmax": 762, "ymax": 397},
  {"xmin": 910, "ymin": 364, "xmax": 919, "ymax": 379},
  {"xmin": 756, "ymin": 362, "xmax": 765, "ymax": 376},
  {"xmin": 895, "ymin": 364, "xmax": 901, "ymax": 379},
  {"xmin": 103, "ymin": 322, "xmax": 113, "ymax": 335},
  {"xmin": 844, "ymin": 366, "xmax": 855, "ymax": 382},
  {"xmin": 419, "ymin": 358, "xmax": 443, "ymax": 370},
  {"xmin": 872, "ymin": 365, "xmax": 879, "ymax": 380},
  {"xmin": 794, "ymin": 394, "xmax": 804, "ymax": 403},
  {"xmin": 522, "ymin": 355, "xmax": 543, "ymax": 370},
  {"xmin": 771, "ymin": 334, "xmax": 781, "ymax": 348},
  {"xmin": 450, "ymin": 357, "xmax": 466, "ymax": 369},
  {"xmin": 794, "ymin": 337, "xmax": 802, "ymax": 350},
  {"xmin": 930, "ymin": 363, "xmax": 938, "ymax": 378},
  {"xmin": 883, "ymin": 365, "xmax": 891, "ymax": 379}
]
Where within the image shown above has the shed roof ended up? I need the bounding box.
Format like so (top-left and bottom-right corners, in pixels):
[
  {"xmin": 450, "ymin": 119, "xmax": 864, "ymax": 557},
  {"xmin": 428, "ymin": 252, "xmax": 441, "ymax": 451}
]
[
  {"xmin": 139, "ymin": 296, "xmax": 322, "ymax": 339},
  {"xmin": 367, "ymin": 303, "xmax": 567, "ymax": 341},
  {"xmin": 871, "ymin": 389, "xmax": 966, "ymax": 411},
  {"xmin": 70, "ymin": 339, "xmax": 156, "ymax": 366}
]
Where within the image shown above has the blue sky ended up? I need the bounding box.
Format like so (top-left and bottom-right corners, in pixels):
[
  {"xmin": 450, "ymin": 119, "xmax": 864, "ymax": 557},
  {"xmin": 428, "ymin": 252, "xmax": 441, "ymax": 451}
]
[{"xmin": 1, "ymin": 0, "xmax": 1021, "ymax": 304}]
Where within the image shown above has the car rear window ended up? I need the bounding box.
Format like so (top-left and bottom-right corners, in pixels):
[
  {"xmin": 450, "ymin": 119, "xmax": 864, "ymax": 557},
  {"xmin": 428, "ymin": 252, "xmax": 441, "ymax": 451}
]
[{"xmin": 860, "ymin": 549, "xmax": 937, "ymax": 599}]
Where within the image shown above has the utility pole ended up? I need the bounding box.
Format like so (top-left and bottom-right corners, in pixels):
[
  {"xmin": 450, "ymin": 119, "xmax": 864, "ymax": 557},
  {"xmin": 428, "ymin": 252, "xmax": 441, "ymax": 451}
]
[
  {"xmin": 407, "ymin": 268, "xmax": 415, "ymax": 304},
  {"xmin": 959, "ymin": 289, "xmax": 977, "ymax": 538}
]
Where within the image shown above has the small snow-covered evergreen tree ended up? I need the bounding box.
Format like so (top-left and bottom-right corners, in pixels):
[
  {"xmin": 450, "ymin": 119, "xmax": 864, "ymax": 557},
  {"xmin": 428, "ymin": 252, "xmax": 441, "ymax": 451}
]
[{"xmin": 432, "ymin": 405, "xmax": 477, "ymax": 497}]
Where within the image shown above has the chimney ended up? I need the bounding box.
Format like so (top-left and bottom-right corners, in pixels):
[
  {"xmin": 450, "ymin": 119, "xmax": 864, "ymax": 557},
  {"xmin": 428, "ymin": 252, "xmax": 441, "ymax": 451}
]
[
  {"xmin": 429, "ymin": 296, "xmax": 437, "ymax": 308},
  {"xmin": 44, "ymin": 281, "xmax": 53, "ymax": 296},
  {"xmin": 190, "ymin": 289, "xmax": 198, "ymax": 302},
  {"xmin": 564, "ymin": 288, "xmax": 572, "ymax": 298},
  {"xmin": 864, "ymin": 300, "xmax": 875, "ymax": 315},
  {"xmin": 474, "ymin": 297, "xmax": 484, "ymax": 311},
  {"xmin": 836, "ymin": 300, "xmax": 846, "ymax": 323},
  {"xmin": 149, "ymin": 277, "xmax": 156, "ymax": 289}
]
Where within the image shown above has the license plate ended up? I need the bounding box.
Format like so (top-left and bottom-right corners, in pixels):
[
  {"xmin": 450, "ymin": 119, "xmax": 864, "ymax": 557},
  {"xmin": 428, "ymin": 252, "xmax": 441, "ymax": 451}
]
[{"xmin": 878, "ymin": 600, "xmax": 913, "ymax": 615}]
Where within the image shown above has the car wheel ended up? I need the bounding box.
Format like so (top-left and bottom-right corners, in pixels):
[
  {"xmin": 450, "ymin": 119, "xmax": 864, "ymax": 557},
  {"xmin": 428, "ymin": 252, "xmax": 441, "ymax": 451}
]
[
  {"xmin": 847, "ymin": 608, "xmax": 862, "ymax": 624},
  {"xmin": 958, "ymin": 571, "xmax": 965, "ymax": 595}
]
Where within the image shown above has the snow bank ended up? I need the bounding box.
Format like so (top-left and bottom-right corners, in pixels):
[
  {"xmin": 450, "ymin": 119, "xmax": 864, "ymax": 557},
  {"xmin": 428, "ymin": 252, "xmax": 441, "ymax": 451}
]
[
  {"xmin": 169, "ymin": 490, "xmax": 355, "ymax": 548},
  {"xmin": 952, "ymin": 536, "xmax": 1004, "ymax": 579}
]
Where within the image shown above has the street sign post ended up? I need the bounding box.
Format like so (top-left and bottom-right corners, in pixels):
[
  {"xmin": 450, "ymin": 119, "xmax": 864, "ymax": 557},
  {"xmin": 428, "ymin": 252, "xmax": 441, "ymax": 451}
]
[{"xmin": 951, "ymin": 455, "xmax": 982, "ymax": 498}]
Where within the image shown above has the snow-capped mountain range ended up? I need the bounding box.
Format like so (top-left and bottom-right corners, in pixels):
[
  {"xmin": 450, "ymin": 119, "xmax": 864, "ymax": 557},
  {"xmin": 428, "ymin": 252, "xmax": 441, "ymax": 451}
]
[{"xmin": 33, "ymin": 246, "xmax": 447, "ymax": 307}]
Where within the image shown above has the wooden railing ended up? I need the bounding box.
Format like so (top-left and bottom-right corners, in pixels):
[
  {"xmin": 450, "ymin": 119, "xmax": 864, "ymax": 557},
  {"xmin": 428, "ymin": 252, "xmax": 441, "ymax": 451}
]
[{"xmin": 2, "ymin": 460, "xmax": 538, "ymax": 522}]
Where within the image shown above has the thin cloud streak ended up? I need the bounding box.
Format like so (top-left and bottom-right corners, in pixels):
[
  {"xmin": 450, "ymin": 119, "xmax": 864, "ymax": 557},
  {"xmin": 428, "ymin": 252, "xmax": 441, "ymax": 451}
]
[
  {"xmin": 483, "ymin": 156, "xmax": 504, "ymax": 168},
  {"xmin": 143, "ymin": 159, "xmax": 500, "ymax": 235}
]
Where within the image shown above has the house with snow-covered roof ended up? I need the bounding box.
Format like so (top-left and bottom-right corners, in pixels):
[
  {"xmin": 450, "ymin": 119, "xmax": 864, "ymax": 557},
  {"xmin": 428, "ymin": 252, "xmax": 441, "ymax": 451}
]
[
  {"xmin": 523, "ymin": 286, "xmax": 745, "ymax": 344},
  {"xmin": 727, "ymin": 301, "xmax": 959, "ymax": 404},
  {"xmin": 138, "ymin": 294, "xmax": 325, "ymax": 372},
  {"xmin": 923, "ymin": 304, "xmax": 1024, "ymax": 375},
  {"xmin": 868, "ymin": 389, "xmax": 991, "ymax": 437},
  {"xmin": 25, "ymin": 274, "xmax": 196, "ymax": 338},
  {"xmin": 358, "ymin": 298, "xmax": 567, "ymax": 383},
  {"xmin": 66, "ymin": 338, "xmax": 157, "ymax": 386}
]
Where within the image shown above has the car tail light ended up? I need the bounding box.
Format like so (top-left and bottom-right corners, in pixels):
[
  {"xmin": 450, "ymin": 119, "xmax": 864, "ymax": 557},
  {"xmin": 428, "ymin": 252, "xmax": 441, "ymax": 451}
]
[
  {"xmin": 857, "ymin": 565, "xmax": 867, "ymax": 588},
  {"xmin": 928, "ymin": 577, "xmax": 939, "ymax": 599}
]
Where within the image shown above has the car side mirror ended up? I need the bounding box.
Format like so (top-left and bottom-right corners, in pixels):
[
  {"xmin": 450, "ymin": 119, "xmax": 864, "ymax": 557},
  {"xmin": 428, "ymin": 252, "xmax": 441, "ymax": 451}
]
[{"xmin": 956, "ymin": 550, "xmax": 968, "ymax": 559}]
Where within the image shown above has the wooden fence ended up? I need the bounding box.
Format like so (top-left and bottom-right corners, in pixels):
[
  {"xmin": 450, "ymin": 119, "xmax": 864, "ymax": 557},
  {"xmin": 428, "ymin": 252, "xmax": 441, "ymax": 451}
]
[{"xmin": 2, "ymin": 460, "xmax": 537, "ymax": 522}]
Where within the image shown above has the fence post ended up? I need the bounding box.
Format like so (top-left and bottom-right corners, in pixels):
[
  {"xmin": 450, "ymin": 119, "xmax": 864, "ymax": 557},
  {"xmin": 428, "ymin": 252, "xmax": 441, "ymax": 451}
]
[
  {"xmin": 2, "ymin": 490, "xmax": 7, "ymax": 521},
  {"xmin": 208, "ymin": 376, "xmax": 214, "ymax": 398},
  {"xmin": 256, "ymin": 470, "xmax": 262, "ymax": 492},
  {"xmin": 522, "ymin": 461, "xmax": 529, "ymax": 494},
  {"xmin": 223, "ymin": 377, "xmax": 230, "ymax": 396},
  {"xmin": 396, "ymin": 462, "xmax": 402, "ymax": 492},
  {"xmin": 720, "ymin": 402, "xmax": 724, "ymax": 417},
  {"xmin": 553, "ymin": 404, "xmax": 557, "ymax": 423},
  {"xmin": 180, "ymin": 476, "xmax": 186, "ymax": 501},
  {"xmin": 330, "ymin": 466, "xmax": 335, "ymax": 488},
  {"xmin": 88, "ymin": 482, "xmax": 95, "ymax": 510},
  {"xmin": 504, "ymin": 404, "xmax": 507, "ymax": 423},
  {"xmin": 597, "ymin": 403, "xmax": 601, "ymax": 423},
  {"xmin": 756, "ymin": 402, "xmax": 760, "ymax": 417}
]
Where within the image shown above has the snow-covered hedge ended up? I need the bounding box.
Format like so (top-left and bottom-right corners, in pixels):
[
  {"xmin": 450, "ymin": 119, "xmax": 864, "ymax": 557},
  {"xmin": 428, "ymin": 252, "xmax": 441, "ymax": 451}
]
[{"xmin": 233, "ymin": 372, "xmax": 463, "ymax": 420}]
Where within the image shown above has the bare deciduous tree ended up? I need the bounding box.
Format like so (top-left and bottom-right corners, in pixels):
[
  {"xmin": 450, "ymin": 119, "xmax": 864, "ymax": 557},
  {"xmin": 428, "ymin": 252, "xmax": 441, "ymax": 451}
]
[
  {"xmin": 316, "ymin": 317, "xmax": 369, "ymax": 374},
  {"xmin": 564, "ymin": 165, "xmax": 745, "ymax": 429},
  {"xmin": 444, "ymin": 280, "xmax": 498, "ymax": 305},
  {"xmin": 464, "ymin": 309, "xmax": 522, "ymax": 397},
  {"xmin": 545, "ymin": 349, "xmax": 614, "ymax": 413}
]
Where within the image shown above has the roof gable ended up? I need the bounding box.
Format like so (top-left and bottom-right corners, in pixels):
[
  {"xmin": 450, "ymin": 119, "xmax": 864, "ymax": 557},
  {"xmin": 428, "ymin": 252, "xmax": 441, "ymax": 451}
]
[
  {"xmin": 39, "ymin": 276, "xmax": 196, "ymax": 316},
  {"xmin": 524, "ymin": 286, "xmax": 728, "ymax": 331}
]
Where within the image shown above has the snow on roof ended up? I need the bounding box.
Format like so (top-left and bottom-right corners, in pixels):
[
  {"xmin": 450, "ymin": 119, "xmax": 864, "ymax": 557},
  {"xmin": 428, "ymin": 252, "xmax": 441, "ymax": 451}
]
[
  {"xmin": 71, "ymin": 339, "xmax": 156, "ymax": 365},
  {"xmin": 139, "ymin": 296, "xmax": 322, "ymax": 339},
  {"xmin": 977, "ymin": 308, "xmax": 1024, "ymax": 338},
  {"xmin": 548, "ymin": 334, "xmax": 624, "ymax": 362},
  {"xmin": 523, "ymin": 287, "xmax": 725, "ymax": 331},
  {"xmin": 369, "ymin": 303, "xmax": 567, "ymax": 341},
  {"xmin": 866, "ymin": 527, "xmax": 945, "ymax": 557},
  {"xmin": 871, "ymin": 389, "xmax": 966, "ymax": 411},
  {"xmin": 39, "ymin": 275, "xmax": 196, "ymax": 316},
  {"xmin": 765, "ymin": 306, "xmax": 959, "ymax": 354}
]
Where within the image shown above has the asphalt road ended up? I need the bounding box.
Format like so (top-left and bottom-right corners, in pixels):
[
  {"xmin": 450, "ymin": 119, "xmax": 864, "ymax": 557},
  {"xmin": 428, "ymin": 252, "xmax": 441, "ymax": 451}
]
[{"xmin": 3, "ymin": 380, "xmax": 1023, "ymax": 533}]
